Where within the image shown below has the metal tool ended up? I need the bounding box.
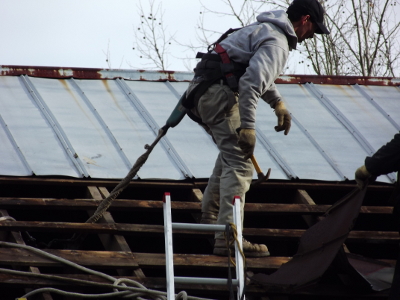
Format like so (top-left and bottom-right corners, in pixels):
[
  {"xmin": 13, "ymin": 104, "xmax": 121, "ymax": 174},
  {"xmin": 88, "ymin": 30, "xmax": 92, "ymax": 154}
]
[{"xmin": 250, "ymin": 155, "xmax": 271, "ymax": 186}]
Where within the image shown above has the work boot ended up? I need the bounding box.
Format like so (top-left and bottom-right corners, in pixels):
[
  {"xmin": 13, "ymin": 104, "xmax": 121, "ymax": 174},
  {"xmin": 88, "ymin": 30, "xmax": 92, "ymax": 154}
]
[
  {"xmin": 213, "ymin": 238, "xmax": 270, "ymax": 257},
  {"xmin": 200, "ymin": 212, "xmax": 218, "ymax": 224}
]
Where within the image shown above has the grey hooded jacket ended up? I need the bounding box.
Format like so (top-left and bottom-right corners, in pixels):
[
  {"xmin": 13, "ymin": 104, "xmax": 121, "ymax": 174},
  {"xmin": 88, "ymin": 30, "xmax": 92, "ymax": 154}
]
[{"xmin": 219, "ymin": 10, "xmax": 298, "ymax": 129}]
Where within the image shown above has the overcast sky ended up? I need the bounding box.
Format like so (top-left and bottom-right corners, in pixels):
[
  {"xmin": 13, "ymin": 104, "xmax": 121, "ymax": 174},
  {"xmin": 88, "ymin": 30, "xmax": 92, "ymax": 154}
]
[
  {"xmin": 0, "ymin": 0, "xmax": 237, "ymax": 72},
  {"xmin": 3, "ymin": 1, "xmax": 399, "ymax": 75}
]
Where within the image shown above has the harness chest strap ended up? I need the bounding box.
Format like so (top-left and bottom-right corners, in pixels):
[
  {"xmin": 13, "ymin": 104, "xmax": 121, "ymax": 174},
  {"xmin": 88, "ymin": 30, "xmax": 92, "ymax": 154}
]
[
  {"xmin": 182, "ymin": 42, "xmax": 242, "ymax": 112},
  {"xmin": 214, "ymin": 43, "xmax": 231, "ymax": 63},
  {"xmin": 214, "ymin": 43, "xmax": 239, "ymax": 94}
]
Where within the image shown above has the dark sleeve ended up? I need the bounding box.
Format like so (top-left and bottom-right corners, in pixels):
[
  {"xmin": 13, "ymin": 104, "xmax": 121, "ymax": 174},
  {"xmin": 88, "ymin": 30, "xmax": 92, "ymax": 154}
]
[{"xmin": 365, "ymin": 132, "xmax": 400, "ymax": 176}]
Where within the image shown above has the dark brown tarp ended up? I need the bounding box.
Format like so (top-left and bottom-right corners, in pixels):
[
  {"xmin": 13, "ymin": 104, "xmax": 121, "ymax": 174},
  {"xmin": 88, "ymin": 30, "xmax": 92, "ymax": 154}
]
[{"xmin": 251, "ymin": 187, "xmax": 394, "ymax": 293}]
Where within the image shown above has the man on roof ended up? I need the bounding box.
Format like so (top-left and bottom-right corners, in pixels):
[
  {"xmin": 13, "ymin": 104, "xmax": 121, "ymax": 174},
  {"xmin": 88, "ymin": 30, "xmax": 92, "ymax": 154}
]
[{"xmin": 182, "ymin": 0, "xmax": 330, "ymax": 257}]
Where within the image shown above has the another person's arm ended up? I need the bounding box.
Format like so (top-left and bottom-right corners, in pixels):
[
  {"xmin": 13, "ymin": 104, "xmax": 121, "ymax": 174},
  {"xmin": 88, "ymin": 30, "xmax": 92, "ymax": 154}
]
[{"xmin": 355, "ymin": 132, "xmax": 400, "ymax": 188}]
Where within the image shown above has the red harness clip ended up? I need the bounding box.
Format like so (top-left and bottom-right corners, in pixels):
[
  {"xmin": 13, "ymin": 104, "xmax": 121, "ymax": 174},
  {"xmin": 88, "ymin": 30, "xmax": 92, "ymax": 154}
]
[
  {"xmin": 214, "ymin": 43, "xmax": 231, "ymax": 64},
  {"xmin": 214, "ymin": 43, "xmax": 239, "ymax": 94}
]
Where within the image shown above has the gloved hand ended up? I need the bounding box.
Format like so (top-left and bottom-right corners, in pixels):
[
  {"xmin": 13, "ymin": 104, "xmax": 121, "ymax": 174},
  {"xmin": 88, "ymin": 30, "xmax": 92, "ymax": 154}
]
[
  {"xmin": 274, "ymin": 101, "xmax": 291, "ymax": 135},
  {"xmin": 355, "ymin": 165, "xmax": 371, "ymax": 189},
  {"xmin": 238, "ymin": 128, "xmax": 256, "ymax": 160}
]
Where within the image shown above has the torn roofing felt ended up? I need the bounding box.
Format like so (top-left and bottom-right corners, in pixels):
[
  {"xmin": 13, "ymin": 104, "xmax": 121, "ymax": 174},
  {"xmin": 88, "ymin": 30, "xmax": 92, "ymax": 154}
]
[{"xmin": 251, "ymin": 186, "xmax": 394, "ymax": 293}]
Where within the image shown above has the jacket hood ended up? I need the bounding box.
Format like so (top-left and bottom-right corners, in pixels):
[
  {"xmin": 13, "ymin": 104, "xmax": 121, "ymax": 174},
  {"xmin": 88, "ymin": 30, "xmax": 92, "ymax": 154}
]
[{"xmin": 256, "ymin": 10, "xmax": 297, "ymax": 49}]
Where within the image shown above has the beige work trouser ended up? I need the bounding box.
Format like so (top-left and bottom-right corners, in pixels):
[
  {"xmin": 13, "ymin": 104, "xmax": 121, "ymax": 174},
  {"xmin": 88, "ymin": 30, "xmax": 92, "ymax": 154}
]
[{"xmin": 189, "ymin": 82, "xmax": 253, "ymax": 239}]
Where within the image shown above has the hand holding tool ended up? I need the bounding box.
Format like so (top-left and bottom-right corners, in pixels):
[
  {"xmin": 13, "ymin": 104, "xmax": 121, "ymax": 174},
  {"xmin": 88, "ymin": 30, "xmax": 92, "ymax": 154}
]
[
  {"xmin": 251, "ymin": 155, "xmax": 271, "ymax": 186},
  {"xmin": 238, "ymin": 128, "xmax": 256, "ymax": 160}
]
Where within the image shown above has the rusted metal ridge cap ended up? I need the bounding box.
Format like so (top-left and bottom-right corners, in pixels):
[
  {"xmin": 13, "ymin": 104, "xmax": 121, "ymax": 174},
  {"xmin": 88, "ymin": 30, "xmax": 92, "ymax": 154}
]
[
  {"xmin": 277, "ymin": 74, "xmax": 400, "ymax": 86},
  {"xmin": 1, "ymin": 65, "xmax": 399, "ymax": 86},
  {"xmin": 0, "ymin": 65, "xmax": 193, "ymax": 82}
]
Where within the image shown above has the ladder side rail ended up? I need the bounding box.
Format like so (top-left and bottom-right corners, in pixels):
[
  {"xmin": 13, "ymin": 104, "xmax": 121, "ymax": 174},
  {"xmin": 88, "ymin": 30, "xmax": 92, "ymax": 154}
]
[
  {"xmin": 233, "ymin": 196, "xmax": 245, "ymax": 300},
  {"xmin": 164, "ymin": 193, "xmax": 245, "ymax": 299},
  {"xmin": 163, "ymin": 193, "xmax": 175, "ymax": 300}
]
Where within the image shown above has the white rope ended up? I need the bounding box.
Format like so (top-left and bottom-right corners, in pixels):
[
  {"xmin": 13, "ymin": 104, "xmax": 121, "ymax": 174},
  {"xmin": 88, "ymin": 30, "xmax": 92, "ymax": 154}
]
[
  {"xmin": 176, "ymin": 291, "xmax": 188, "ymax": 300},
  {"xmin": 23, "ymin": 288, "xmax": 132, "ymax": 299},
  {"xmin": 0, "ymin": 216, "xmax": 16, "ymax": 222},
  {"xmin": 0, "ymin": 268, "xmax": 164, "ymax": 298},
  {"xmin": 0, "ymin": 242, "xmax": 212, "ymax": 300}
]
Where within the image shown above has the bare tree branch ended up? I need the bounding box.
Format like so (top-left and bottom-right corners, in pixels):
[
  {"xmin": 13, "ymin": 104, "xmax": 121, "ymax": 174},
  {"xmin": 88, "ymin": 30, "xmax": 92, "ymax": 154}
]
[
  {"xmin": 188, "ymin": 0, "xmax": 400, "ymax": 76},
  {"xmin": 131, "ymin": 0, "xmax": 175, "ymax": 70}
]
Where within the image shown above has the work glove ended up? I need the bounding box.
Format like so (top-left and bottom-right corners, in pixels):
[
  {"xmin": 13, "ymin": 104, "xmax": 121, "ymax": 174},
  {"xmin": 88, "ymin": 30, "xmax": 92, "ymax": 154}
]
[
  {"xmin": 237, "ymin": 128, "xmax": 256, "ymax": 160},
  {"xmin": 274, "ymin": 101, "xmax": 291, "ymax": 135},
  {"xmin": 355, "ymin": 165, "xmax": 371, "ymax": 189}
]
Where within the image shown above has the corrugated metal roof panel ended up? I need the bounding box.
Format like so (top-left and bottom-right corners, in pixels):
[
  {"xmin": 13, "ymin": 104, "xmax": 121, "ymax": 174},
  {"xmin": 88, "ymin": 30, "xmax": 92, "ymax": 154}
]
[
  {"xmin": 0, "ymin": 114, "xmax": 33, "ymax": 176},
  {"xmin": 258, "ymin": 84, "xmax": 348, "ymax": 181},
  {"xmin": 124, "ymin": 80, "xmax": 219, "ymax": 179},
  {"xmin": 28, "ymin": 77, "xmax": 131, "ymax": 178},
  {"xmin": 0, "ymin": 68, "xmax": 398, "ymax": 183},
  {"xmin": 0, "ymin": 76, "xmax": 80, "ymax": 177},
  {"xmin": 71, "ymin": 78, "xmax": 183, "ymax": 180}
]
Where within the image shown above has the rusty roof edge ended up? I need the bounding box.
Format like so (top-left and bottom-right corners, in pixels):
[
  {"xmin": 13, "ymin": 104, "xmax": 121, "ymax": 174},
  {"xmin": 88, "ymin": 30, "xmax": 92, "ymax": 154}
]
[
  {"xmin": 0, "ymin": 65, "xmax": 194, "ymax": 82},
  {"xmin": 276, "ymin": 74, "xmax": 400, "ymax": 86},
  {"xmin": 0, "ymin": 65, "xmax": 399, "ymax": 86}
]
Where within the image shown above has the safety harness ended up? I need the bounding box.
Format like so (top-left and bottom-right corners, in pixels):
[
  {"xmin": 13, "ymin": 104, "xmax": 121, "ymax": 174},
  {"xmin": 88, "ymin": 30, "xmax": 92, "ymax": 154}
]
[
  {"xmin": 182, "ymin": 28, "xmax": 248, "ymax": 113},
  {"xmin": 214, "ymin": 43, "xmax": 240, "ymax": 94}
]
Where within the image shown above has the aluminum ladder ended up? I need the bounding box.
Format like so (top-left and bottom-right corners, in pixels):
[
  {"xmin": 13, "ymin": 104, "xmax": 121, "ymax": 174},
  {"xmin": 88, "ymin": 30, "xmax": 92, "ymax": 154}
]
[{"xmin": 163, "ymin": 192, "xmax": 245, "ymax": 299}]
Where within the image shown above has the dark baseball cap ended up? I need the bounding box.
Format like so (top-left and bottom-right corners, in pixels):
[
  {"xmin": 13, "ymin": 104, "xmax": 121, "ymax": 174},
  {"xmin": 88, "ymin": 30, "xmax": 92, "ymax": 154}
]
[{"xmin": 287, "ymin": 0, "xmax": 330, "ymax": 34}]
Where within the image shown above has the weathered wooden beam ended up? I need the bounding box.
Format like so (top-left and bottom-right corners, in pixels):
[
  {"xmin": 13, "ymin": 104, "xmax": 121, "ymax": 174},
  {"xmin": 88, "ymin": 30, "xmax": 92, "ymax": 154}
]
[
  {"xmin": 189, "ymin": 188, "xmax": 203, "ymax": 224},
  {"xmin": 190, "ymin": 188, "xmax": 203, "ymax": 203},
  {"xmin": 0, "ymin": 210, "xmax": 53, "ymax": 300},
  {"xmin": 200, "ymin": 180, "xmax": 393, "ymax": 191},
  {"xmin": 294, "ymin": 189, "xmax": 319, "ymax": 227},
  {"xmin": 0, "ymin": 221, "xmax": 165, "ymax": 234},
  {"xmin": 0, "ymin": 273, "xmax": 266, "ymax": 296},
  {"xmin": 0, "ymin": 176, "xmax": 393, "ymax": 191},
  {"xmin": 86, "ymin": 187, "xmax": 134, "ymax": 252},
  {"xmin": 0, "ymin": 197, "xmax": 393, "ymax": 214},
  {"xmin": 0, "ymin": 248, "xmax": 138, "ymax": 268},
  {"xmin": 0, "ymin": 176, "xmax": 194, "ymax": 188},
  {"xmin": 0, "ymin": 273, "xmax": 391, "ymax": 299},
  {"xmin": 86, "ymin": 186, "xmax": 145, "ymax": 278},
  {"xmin": 133, "ymin": 252, "xmax": 290, "ymax": 270},
  {"xmin": 0, "ymin": 248, "xmax": 289, "ymax": 270},
  {"xmin": 0, "ymin": 221, "xmax": 398, "ymax": 242}
]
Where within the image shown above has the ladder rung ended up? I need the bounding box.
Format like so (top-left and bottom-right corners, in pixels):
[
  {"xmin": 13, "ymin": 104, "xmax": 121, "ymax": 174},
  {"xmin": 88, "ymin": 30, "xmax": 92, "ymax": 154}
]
[
  {"xmin": 164, "ymin": 193, "xmax": 245, "ymax": 299},
  {"xmin": 172, "ymin": 223, "xmax": 226, "ymax": 231},
  {"xmin": 174, "ymin": 276, "xmax": 239, "ymax": 286}
]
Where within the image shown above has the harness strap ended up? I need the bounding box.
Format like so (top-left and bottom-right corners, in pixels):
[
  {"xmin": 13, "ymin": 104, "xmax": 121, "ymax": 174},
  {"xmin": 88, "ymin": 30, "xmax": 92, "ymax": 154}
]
[
  {"xmin": 182, "ymin": 29, "xmax": 243, "ymax": 112},
  {"xmin": 214, "ymin": 43, "xmax": 239, "ymax": 93},
  {"xmin": 208, "ymin": 27, "xmax": 242, "ymax": 52},
  {"xmin": 214, "ymin": 43, "xmax": 230, "ymax": 64}
]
